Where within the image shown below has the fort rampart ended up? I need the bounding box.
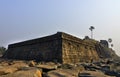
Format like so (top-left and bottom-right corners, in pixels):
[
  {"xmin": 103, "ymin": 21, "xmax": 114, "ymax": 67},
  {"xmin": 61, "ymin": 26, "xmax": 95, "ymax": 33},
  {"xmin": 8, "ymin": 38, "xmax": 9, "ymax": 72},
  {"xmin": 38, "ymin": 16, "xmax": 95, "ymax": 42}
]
[{"xmin": 3, "ymin": 32, "xmax": 99, "ymax": 63}]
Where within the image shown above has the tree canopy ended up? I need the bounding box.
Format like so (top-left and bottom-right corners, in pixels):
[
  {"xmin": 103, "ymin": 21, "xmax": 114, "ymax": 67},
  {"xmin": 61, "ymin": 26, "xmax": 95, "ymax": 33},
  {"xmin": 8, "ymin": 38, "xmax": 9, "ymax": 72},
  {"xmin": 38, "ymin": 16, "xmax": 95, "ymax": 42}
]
[
  {"xmin": 89, "ymin": 26, "xmax": 95, "ymax": 31},
  {"xmin": 0, "ymin": 46, "xmax": 6, "ymax": 55}
]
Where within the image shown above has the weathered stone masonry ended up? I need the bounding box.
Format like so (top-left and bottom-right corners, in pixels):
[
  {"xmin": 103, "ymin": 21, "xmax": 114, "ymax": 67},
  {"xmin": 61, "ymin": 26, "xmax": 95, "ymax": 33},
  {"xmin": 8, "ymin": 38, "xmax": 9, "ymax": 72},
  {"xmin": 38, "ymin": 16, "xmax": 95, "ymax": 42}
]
[{"xmin": 3, "ymin": 32, "xmax": 99, "ymax": 63}]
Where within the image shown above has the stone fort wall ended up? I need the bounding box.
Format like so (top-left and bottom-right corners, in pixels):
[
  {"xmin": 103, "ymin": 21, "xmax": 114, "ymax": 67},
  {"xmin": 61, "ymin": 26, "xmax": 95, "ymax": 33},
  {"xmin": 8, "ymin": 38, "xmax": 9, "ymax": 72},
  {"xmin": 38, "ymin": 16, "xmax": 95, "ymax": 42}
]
[
  {"xmin": 4, "ymin": 32, "xmax": 63, "ymax": 62},
  {"xmin": 3, "ymin": 32, "xmax": 99, "ymax": 63},
  {"xmin": 61, "ymin": 32, "xmax": 99, "ymax": 63}
]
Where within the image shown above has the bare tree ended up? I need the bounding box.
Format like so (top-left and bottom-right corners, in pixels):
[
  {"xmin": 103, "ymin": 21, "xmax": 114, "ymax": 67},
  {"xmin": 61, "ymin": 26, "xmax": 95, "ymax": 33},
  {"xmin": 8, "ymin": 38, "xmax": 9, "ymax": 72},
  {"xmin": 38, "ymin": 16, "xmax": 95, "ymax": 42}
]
[{"xmin": 89, "ymin": 26, "xmax": 95, "ymax": 39}]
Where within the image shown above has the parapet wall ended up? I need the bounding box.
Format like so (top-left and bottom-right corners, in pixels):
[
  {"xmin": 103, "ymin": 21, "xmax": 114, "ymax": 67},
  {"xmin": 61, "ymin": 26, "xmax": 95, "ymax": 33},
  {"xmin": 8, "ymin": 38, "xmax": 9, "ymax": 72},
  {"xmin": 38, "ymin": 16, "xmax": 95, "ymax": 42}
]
[
  {"xmin": 7, "ymin": 32, "xmax": 95, "ymax": 49},
  {"xmin": 8, "ymin": 32, "xmax": 62, "ymax": 48},
  {"xmin": 61, "ymin": 32, "xmax": 95, "ymax": 47}
]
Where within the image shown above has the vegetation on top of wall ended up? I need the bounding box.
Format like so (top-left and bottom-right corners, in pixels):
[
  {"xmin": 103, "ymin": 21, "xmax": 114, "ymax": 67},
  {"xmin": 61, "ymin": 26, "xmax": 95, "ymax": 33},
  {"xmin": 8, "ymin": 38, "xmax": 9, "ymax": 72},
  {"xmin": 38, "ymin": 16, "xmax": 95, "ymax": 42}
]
[{"xmin": 0, "ymin": 46, "xmax": 6, "ymax": 56}]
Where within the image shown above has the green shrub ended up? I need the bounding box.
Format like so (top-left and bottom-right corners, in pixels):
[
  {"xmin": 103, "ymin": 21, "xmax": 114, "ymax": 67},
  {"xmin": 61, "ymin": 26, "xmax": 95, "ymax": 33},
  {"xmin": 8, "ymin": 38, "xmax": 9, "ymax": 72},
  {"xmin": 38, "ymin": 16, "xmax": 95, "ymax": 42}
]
[{"xmin": 0, "ymin": 46, "xmax": 6, "ymax": 55}]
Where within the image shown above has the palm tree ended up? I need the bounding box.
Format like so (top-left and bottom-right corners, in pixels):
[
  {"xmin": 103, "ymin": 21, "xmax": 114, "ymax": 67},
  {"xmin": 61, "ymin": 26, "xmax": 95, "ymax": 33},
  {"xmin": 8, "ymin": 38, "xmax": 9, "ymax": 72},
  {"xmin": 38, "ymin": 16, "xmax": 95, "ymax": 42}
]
[
  {"xmin": 108, "ymin": 38, "xmax": 113, "ymax": 48},
  {"xmin": 108, "ymin": 38, "xmax": 112, "ymax": 43},
  {"xmin": 111, "ymin": 44, "xmax": 113, "ymax": 47},
  {"xmin": 89, "ymin": 26, "xmax": 95, "ymax": 39}
]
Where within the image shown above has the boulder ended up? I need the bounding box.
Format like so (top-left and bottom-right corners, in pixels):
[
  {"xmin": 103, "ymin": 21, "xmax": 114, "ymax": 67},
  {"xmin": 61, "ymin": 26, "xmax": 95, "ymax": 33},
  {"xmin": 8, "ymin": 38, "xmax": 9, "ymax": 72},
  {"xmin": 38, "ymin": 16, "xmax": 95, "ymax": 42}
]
[
  {"xmin": 36, "ymin": 64, "xmax": 57, "ymax": 72},
  {"xmin": 28, "ymin": 60, "xmax": 36, "ymax": 67},
  {"xmin": 78, "ymin": 71, "xmax": 110, "ymax": 77},
  {"xmin": 0, "ymin": 66, "xmax": 17, "ymax": 75},
  {"xmin": 0, "ymin": 67, "xmax": 42, "ymax": 77},
  {"xmin": 10, "ymin": 61, "xmax": 28, "ymax": 69},
  {"xmin": 46, "ymin": 69, "xmax": 79, "ymax": 77}
]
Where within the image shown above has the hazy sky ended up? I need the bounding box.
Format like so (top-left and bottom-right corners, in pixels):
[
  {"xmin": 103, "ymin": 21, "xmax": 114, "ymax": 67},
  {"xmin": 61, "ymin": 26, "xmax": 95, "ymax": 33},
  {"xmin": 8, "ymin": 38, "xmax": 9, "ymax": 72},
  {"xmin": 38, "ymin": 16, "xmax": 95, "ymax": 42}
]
[{"xmin": 0, "ymin": 0, "xmax": 120, "ymax": 56}]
